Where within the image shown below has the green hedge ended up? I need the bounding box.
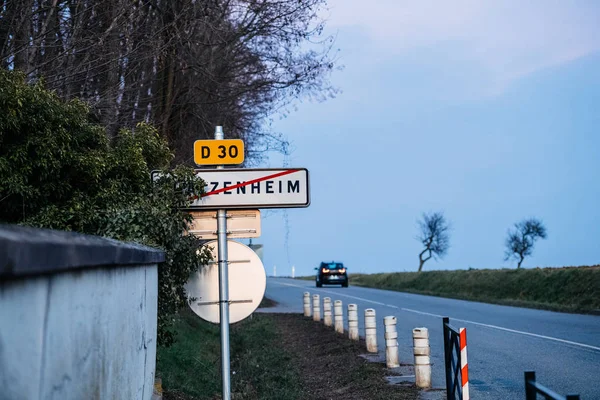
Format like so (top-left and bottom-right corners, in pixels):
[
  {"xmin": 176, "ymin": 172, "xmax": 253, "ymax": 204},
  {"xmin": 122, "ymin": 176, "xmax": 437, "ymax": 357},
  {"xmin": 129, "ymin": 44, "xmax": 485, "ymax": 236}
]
[{"xmin": 0, "ymin": 69, "xmax": 210, "ymax": 346}]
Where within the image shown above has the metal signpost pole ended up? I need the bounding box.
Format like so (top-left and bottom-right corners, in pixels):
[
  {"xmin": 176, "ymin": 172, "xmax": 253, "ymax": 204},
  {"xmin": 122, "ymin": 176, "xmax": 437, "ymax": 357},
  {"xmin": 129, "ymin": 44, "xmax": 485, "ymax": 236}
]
[
  {"xmin": 215, "ymin": 126, "xmax": 231, "ymax": 400},
  {"xmin": 184, "ymin": 126, "xmax": 308, "ymax": 400}
]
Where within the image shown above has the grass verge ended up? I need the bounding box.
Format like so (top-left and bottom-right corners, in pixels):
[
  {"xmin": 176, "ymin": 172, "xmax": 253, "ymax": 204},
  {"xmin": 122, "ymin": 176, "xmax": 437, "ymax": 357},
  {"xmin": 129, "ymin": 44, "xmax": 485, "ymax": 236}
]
[
  {"xmin": 348, "ymin": 265, "xmax": 600, "ymax": 314},
  {"xmin": 157, "ymin": 308, "xmax": 303, "ymax": 400}
]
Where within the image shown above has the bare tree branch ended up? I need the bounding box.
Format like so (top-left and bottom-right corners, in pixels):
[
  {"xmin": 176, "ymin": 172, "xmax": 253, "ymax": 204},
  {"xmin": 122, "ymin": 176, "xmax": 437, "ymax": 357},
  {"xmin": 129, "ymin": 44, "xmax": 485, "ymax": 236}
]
[
  {"xmin": 1, "ymin": 0, "xmax": 338, "ymax": 164},
  {"xmin": 416, "ymin": 211, "xmax": 450, "ymax": 272},
  {"xmin": 504, "ymin": 218, "xmax": 547, "ymax": 268}
]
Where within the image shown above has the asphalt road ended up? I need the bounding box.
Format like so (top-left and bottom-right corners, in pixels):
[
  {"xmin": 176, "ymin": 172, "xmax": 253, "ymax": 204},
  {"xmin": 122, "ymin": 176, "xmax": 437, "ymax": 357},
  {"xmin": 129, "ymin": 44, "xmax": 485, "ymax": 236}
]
[{"xmin": 264, "ymin": 277, "xmax": 600, "ymax": 399}]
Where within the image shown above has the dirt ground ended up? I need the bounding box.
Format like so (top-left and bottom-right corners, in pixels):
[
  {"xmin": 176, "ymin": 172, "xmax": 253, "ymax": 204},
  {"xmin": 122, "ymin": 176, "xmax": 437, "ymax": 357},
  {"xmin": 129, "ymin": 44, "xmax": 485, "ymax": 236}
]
[{"xmin": 274, "ymin": 313, "xmax": 420, "ymax": 400}]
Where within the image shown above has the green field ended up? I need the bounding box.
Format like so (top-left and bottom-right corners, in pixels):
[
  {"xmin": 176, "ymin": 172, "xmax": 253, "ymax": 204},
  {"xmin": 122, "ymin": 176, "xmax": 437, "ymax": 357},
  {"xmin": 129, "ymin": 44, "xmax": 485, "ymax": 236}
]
[{"xmin": 303, "ymin": 266, "xmax": 600, "ymax": 314}]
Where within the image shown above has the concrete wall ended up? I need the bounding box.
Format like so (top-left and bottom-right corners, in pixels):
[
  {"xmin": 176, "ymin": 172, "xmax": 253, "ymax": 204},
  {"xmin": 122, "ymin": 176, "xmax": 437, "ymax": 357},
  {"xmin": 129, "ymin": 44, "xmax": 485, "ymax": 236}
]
[{"xmin": 0, "ymin": 224, "xmax": 165, "ymax": 400}]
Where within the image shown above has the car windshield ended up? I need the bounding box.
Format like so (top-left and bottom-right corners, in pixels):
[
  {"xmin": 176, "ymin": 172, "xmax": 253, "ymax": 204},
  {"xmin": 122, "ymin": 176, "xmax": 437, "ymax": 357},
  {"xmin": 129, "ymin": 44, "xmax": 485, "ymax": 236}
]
[{"xmin": 324, "ymin": 263, "xmax": 344, "ymax": 269}]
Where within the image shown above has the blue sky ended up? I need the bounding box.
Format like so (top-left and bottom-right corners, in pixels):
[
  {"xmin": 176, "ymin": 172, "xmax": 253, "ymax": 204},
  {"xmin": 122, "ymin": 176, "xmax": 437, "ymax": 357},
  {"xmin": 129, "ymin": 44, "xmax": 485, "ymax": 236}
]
[{"xmin": 250, "ymin": 0, "xmax": 600, "ymax": 276}]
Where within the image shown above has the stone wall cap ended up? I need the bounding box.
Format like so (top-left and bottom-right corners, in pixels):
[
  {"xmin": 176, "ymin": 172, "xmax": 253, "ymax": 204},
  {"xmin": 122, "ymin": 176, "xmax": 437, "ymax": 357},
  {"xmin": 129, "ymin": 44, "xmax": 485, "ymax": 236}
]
[{"xmin": 0, "ymin": 224, "xmax": 166, "ymax": 279}]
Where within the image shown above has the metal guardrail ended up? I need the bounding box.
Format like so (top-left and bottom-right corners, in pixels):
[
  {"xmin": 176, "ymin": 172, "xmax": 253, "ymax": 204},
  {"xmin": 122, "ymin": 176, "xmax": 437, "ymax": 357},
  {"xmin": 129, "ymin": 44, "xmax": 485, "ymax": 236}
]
[
  {"xmin": 525, "ymin": 371, "xmax": 580, "ymax": 400},
  {"xmin": 443, "ymin": 316, "xmax": 466, "ymax": 400}
]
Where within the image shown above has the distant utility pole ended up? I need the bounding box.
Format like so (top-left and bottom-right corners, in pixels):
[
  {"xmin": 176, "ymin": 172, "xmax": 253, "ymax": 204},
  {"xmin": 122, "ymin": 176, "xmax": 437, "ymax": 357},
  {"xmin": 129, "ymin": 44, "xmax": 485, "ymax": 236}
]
[{"xmin": 292, "ymin": 265, "xmax": 295, "ymax": 278}]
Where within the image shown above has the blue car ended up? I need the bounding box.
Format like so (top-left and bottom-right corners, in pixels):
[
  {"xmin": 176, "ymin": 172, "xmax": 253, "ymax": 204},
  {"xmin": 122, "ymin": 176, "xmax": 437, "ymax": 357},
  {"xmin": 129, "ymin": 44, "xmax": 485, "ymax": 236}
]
[{"xmin": 315, "ymin": 261, "xmax": 348, "ymax": 287}]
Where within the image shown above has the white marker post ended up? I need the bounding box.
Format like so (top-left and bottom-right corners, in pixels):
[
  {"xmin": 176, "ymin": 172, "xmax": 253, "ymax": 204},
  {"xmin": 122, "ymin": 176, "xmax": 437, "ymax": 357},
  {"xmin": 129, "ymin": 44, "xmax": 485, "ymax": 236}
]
[
  {"xmin": 215, "ymin": 126, "xmax": 231, "ymax": 400},
  {"xmin": 334, "ymin": 300, "xmax": 344, "ymax": 334},
  {"xmin": 384, "ymin": 316, "xmax": 399, "ymax": 368},
  {"xmin": 348, "ymin": 304, "xmax": 359, "ymax": 341},
  {"xmin": 413, "ymin": 327, "xmax": 431, "ymax": 388},
  {"xmin": 365, "ymin": 308, "xmax": 377, "ymax": 353},
  {"xmin": 303, "ymin": 292, "xmax": 311, "ymax": 317},
  {"xmin": 323, "ymin": 297, "xmax": 333, "ymax": 327},
  {"xmin": 312, "ymin": 294, "xmax": 321, "ymax": 322}
]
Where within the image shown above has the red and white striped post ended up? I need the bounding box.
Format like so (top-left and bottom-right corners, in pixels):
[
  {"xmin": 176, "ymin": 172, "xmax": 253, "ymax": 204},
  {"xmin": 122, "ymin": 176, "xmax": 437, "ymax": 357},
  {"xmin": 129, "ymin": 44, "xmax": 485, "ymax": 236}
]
[{"xmin": 460, "ymin": 327, "xmax": 469, "ymax": 400}]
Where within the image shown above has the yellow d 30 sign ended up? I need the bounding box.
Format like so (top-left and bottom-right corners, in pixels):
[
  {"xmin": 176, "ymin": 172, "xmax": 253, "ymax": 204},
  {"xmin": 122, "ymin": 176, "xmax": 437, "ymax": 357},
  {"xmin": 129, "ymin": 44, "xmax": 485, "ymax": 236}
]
[{"xmin": 193, "ymin": 139, "xmax": 245, "ymax": 165}]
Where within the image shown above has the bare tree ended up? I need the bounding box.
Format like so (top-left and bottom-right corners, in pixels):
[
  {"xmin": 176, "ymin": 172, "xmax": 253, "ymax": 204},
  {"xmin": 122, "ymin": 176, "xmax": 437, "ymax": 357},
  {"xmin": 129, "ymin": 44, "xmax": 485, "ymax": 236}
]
[
  {"xmin": 504, "ymin": 218, "xmax": 547, "ymax": 268},
  {"xmin": 0, "ymin": 0, "xmax": 338, "ymax": 164},
  {"xmin": 416, "ymin": 212, "xmax": 450, "ymax": 272}
]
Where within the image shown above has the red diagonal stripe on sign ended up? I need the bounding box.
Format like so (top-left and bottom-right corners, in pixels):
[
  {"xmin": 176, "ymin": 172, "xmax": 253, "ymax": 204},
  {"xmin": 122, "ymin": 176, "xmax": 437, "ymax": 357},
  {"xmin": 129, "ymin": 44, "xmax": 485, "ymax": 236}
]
[{"xmin": 200, "ymin": 169, "xmax": 300, "ymax": 198}]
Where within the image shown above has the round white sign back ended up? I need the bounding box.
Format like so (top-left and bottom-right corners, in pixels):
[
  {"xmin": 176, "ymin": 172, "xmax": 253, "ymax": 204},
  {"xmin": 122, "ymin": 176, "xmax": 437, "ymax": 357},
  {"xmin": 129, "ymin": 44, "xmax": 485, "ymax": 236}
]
[{"xmin": 185, "ymin": 240, "xmax": 266, "ymax": 324}]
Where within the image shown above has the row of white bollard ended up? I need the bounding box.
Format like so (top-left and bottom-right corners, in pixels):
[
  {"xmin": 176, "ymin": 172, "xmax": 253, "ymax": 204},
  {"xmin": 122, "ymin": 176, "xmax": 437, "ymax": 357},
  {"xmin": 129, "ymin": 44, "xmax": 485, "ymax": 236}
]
[
  {"xmin": 303, "ymin": 292, "xmax": 311, "ymax": 317},
  {"xmin": 312, "ymin": 294, "xmax": 320, "ymax": 322},
  {"xmin": 413, "ymin": 328, "xmax": 432, "ymax": 388},
  {"xmin": 302, "ymin": 292, "xmax": 432, "ymax": 388},
  {"xmin": 384, "ymin": 316, "xmax": 400, "ymax": 368},
  {"xmin": 365, "ymin": 308, "xmax": 377, "ymax": 353},
  {"xmin": 334, "ymin": 300, "xmax": 344, "ymax": 334},
  {"xmin": 323, "ymin": 297, "xmax": 332, "ymax": 326},
  {"xmin": 348, "ymin": 304, "xmax": 359, "ymax": 340}
]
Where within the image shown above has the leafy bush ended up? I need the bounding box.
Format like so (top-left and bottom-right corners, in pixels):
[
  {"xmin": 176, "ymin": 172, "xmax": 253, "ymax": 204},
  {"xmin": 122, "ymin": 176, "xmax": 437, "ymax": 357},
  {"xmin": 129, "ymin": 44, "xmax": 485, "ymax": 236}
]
[{"xmin": 0, "ymin": 69, "xmax": 210, "ymax": 346}]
